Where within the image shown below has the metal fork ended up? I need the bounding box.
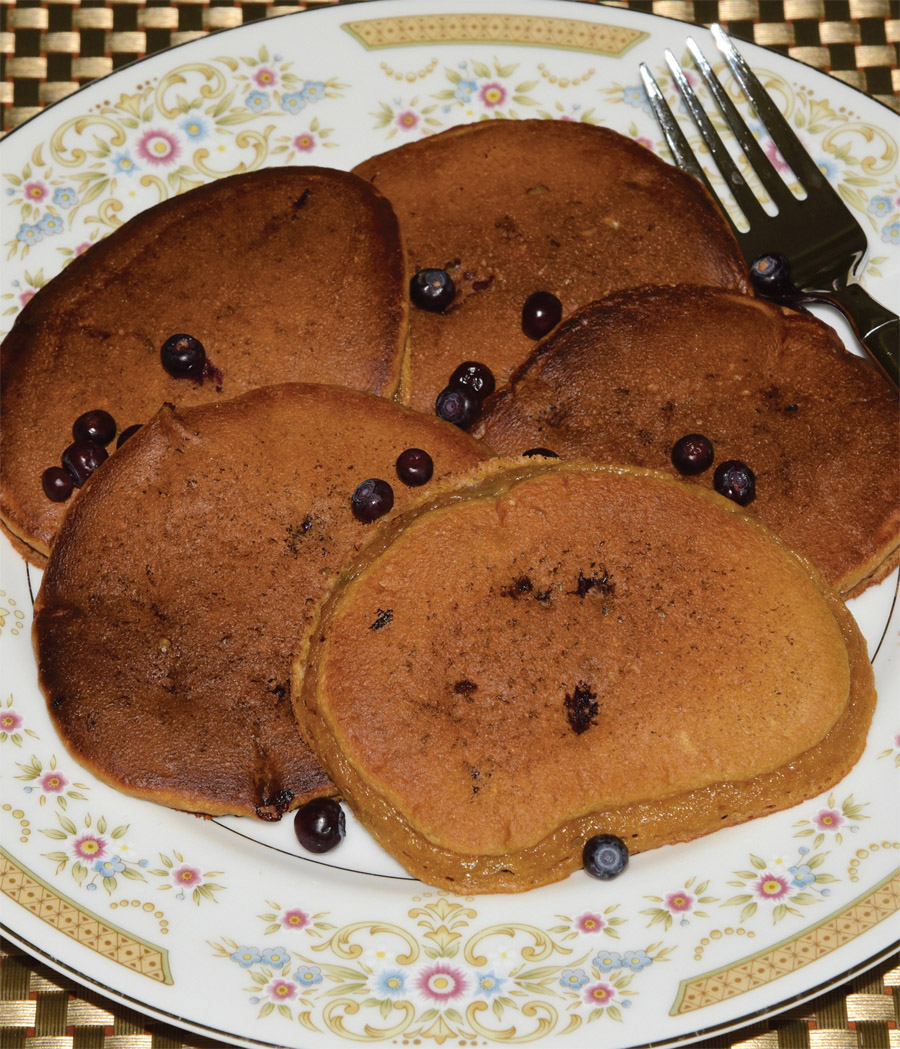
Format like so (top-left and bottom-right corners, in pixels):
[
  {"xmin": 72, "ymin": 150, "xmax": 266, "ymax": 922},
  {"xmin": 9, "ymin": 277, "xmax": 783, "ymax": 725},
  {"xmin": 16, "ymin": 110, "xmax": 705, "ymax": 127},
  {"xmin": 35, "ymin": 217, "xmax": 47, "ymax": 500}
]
[{"xmin": 639, "ymin": 24, "xmax": 898, "ymax": 389}]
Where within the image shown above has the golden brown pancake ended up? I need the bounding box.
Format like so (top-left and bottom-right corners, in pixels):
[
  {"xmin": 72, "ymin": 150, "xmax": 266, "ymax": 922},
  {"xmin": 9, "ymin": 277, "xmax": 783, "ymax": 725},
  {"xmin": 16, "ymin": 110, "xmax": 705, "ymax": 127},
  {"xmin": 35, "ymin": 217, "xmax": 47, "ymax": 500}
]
[
  {"xmin": 352, "ymin": 119, "xmax": 749, "ymax": 412},
  {"xmin": 476, "ymin": 285, "xmax": 900, "ymax": 598},
  {"xmin": 33, "ymin": 383, "xmax": 489, "ymax": 820},
  {"xmin": 2, "ymin": 167, "xmax": 408, "ymax": 565},
  {"xmin": 295, "ymin": 460, "xmax": 875, "ymax": 893}
]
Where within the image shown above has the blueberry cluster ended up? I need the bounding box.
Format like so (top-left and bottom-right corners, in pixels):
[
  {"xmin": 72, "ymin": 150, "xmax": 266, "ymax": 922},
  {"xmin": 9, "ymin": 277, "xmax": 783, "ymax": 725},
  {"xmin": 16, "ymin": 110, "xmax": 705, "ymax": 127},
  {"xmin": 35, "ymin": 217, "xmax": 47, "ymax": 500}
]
[
  {"xmin": 435, "ymin": 360, "xmax": 496, "ymax": 430},
  {"xmin": 42, "ymin": 410, "xmax": 140, "ymax": 503},
  {"xmin": 671, "ymin": 433, "xmax": 756, "ymax": 507},
  {"xmin": 350, "ymin": 448, "xmax": 437, "ymax": 525}
]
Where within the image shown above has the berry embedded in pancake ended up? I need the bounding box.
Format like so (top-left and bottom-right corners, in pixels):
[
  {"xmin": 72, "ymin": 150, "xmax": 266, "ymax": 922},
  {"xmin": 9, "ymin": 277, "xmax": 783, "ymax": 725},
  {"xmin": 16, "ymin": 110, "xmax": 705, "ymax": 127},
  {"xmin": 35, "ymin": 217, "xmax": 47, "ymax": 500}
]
[
  {"xmin": 33, "ymin": 383, "xmax": 490, "ymax": 820},
  {"xmin": 1, "ymin": 166, "xmax": 408, "ymax": 565},
  {"xmin": 353, "ymin": 119, "xmax": 749, "ymax": 413},
  {"xmin": 294, "ymin": 460, "xmax": 875, "ymax": 893},
  {"xmin": 476, "ymin": 284, "xmax": 900, "ymax": 598}
]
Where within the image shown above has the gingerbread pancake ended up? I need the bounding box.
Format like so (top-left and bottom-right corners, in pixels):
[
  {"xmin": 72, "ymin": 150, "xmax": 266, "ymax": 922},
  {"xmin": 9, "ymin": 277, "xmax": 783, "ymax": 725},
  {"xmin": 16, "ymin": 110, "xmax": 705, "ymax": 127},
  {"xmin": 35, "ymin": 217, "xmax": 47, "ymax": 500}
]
[
  {"xmin": 2, "ymin": 167, "xmax": 408, "ymax": 565},
  {"xmin": 295, "ymin": 460, "xmax": 875, "ymax": 893},
  {"xmin": 476, "ymin": 285, "xmax": 899, "ymax": 598},
  {"xmin": 33, "ymin": 383, "xmax": 489, "ymax": 820},
  {"xmin": 352, "ymin": 119, "xmax": 749, "ymax": 412}
]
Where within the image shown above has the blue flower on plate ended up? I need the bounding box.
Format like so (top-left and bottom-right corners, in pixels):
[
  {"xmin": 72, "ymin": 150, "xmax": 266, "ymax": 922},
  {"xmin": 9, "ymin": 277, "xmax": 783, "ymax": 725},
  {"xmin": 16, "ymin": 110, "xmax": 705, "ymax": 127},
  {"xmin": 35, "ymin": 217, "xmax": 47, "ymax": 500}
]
[
  {"xmin": 294, "ymin": 964, "xmax": 323, "ymax": 987},
  {"xmin": 16, "ymin": 224, "xmax": 42, "ymax": 246},
  {"xmin": 231, "ymin": 946, "xmax": 261, "ymax": 967},
  {"xmin": 260, "ymin": 946, "xmax": 289, "ymax": 969},
  {"xmin": 374, "ymin": 970, "xmax": 406, "ymax": 997},
  {"xmin": 475, "ymin": 971, "xmax": 505, "ymax": 997},
  {"xmin": 560, "ymin": 967, "xmax": 589, "ymax": 989},
  {"xmin": 622, "ymin": 949, "xmax": 652, "ymax": 972},
  {"xmin": 593, "ymin": 951, "xmax": 623, "ymax": 973},
  {"xmin": 300, "ymin": 80, "xmax": 325, "ymax": 103},
  {"xmin": 52, "ymin": 187, "xmax": 77, "ymax": 208},
  {"xmin": 881, "ymin": 220, "xmax": 900, "ymax": 245},
  {"xmin": 246, "ymin": 90, "xmax": 269, "ymax": 112},
  {"xmin": 38, "ymin": 213, "xmax": 65, "ymax": 236},
  {"xmin": 454, "ymin": 79, "xmax": 478, "ymax": 102},
  {"xmin": 280, "ymin": 91, "xmax": 306, "ymax": 115}
]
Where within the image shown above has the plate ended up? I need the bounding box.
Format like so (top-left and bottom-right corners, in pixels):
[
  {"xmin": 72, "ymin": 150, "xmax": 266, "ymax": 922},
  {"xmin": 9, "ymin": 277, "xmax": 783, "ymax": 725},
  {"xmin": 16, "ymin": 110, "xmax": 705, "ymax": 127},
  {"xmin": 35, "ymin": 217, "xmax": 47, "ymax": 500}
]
[{"xmin": 1, "ymin": 2, "xmax": 898, "ymax": 1047}]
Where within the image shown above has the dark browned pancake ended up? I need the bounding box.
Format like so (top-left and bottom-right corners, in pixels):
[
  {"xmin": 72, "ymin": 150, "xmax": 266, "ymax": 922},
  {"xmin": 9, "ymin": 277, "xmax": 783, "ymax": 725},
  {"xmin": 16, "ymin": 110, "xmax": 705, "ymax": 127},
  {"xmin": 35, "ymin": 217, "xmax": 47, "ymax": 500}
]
[
  {"xmin": 2, "ymin": 167, "xmax": 408, "ymax": 565},
  {"xmin": 476, "ymin": 285, "xmax": 900, "ymax": 598},
  {"xmin": 33, "ymin": 384, "xmax": 489, "ymax": 819},
  {"xmin": 295, "ymin": 460, "xmax": 875, "ymax": 893},
  {"xmin": 352, "ymin": 119, "xmax": 749, "ymax": 412}
]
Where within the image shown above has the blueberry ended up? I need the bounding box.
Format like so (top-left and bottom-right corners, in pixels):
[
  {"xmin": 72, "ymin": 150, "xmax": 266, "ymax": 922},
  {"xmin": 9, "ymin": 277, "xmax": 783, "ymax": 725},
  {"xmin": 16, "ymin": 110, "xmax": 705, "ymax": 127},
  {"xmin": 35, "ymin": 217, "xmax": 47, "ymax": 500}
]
[
  {"xmin": 410, "ymin": 269, "xmax": 455, "ymax": 312},
  {"xmin": 42, "ymin": 466, "xmax": 74, "ymax": 502},
  {"xmin": 116, "ymin": 424, "xmax": 142, "ymax": 448},
  {"xmin": 436, "ymin": 386, "xmax": 480, "ymax": 429},
  {"xmin": 671, "ymin": 434, "xmax": 714, "ymax": 476},
  {"xmin": 161, "ymin": 333, "xmax": 206, "ymax": 379},
  {"xmin": 522, "ymin": 447, "xmax": 559, "ymax": 459},
  {"xmin": 714, "ymin": 460, "xmax": 756, "ymax": 506},
  {"xmin": 583, "ymin": 834, "xmax": 629, "ymax": 880},
  {"xmin": 351, "ymin": 478, "xmax": 394, "ymax": 523},
  {"xmin": 750, "ymin": 253, "xmax": 796, "ymax": 299},
  {"xmin": 61, "ymin": 439, "xmax": 108, "ymax": 488},
  {"xmin": 522, "ymin": 291, "xmax": 562, "ymax": 340},
  {"xmin": 396, "ymin": 448, "xmax": 434, "ymax": 487},
  {"xmin": 448, "ymin": 361, "xmax": 495, "ymax": 400},
  {"xmin": 73, "ymin": 409, "xmax": 117, "ymax": 446},
  {"xmin": 293, "ymin": 798, "xmax": 345, "ymax": 854}
]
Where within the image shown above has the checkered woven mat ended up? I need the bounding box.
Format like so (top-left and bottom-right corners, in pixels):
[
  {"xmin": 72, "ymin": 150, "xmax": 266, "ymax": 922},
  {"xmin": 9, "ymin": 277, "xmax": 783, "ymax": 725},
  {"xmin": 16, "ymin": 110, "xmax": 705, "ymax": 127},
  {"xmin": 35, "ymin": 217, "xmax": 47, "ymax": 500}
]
[
  {"xmin": 2, "ymin": 0, "xmax": 898, "ymax": 131},
  {"xmin": 1, "ymin": 0, "xmax": 898, "ymax": 1045}
]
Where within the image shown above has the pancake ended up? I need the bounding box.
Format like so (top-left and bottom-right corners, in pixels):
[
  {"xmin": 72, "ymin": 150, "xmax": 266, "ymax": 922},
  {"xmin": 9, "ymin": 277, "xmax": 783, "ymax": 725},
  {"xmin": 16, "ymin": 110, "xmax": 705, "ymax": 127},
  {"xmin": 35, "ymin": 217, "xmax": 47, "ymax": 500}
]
[
  {"xmin": 33, "ymin": 383, "xmax": 490, "ymax": 820},
  {"xmin": 294, "ymin": 460, "xmax": 876, "ymax": 893},
  {"xmin": 352, "ymin": 119, "xmax": 749, "ymax": 412},
  {"xmin": 476, "ymin": 285, "xmax": 900, "ymax": 598},
  {"xmin": 1, "ymin": 166, "xmax": 408, "ymax": 565}
]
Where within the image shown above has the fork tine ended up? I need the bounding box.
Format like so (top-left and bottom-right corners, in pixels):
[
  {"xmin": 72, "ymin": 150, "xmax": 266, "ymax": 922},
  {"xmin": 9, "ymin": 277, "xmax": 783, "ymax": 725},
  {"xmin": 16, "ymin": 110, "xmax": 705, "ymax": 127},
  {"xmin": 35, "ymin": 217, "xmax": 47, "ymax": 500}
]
[
  {"xmin": 710, "ymin": 23, "xmax": 827, "ymax": 193},
  {"xmin": 663, "ymin": 49, "xmax": 771, "ymax": 226},
  {"xmin": 684, "ymin": 37, "xmax": 794, "ymax": 208},
  {"xmin": 638, "ymin": 64, "xmax": 714, "ymax": 193}
]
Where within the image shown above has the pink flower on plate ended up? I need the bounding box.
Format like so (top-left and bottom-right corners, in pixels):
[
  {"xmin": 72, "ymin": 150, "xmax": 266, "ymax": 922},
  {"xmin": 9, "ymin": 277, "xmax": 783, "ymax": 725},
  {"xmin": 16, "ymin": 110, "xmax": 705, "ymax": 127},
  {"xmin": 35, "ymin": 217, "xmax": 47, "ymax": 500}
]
[
  {"xmin": 664, "ymin": 890, "xmax": 695, "ymax": 913},
  {"xmin": 19, "ymin": 290, "xmax": 36, "ymax": 307},
  {"xmin": 479, "ymin": 82, "xmax": 506, "ymax": 108},
  {"xmin": 23, "ymin": 181, "xmax": 48, "ymax": 202},
  {"xmin": 280, "ymin": 908, "xmax": 309, "ymax": 931},
  {"xmin": 813, "ymin": 808, "xmax": 844, "ymax": 832},
  {"xmin": 395, "ymin": 110, "xmax": 419, "ymax": 131},
  {"xmin": 584, "ymin": 981, "xmax": 616, "ymax": 1006},
  {"xmin": 293, "ymin": 132, "xmax": 317, "ymax": 152},
  {"xmin": 753, "ymin": 872, "xmax": 791, "ymax": 901},
  {"xmin": 265, "ymin": 978, "xmax": 296, "ymax": 1001},
  {"xmin": 764, "ymin": 138, "xmax": 792, "ymax": 174},
  {"xmin": 74, "ymin": 242, "xmax": 92, "ymax": 257},
  {"xmin": 172, "ymin": 865, "xmax": 202, "ymax": 887},
  {"xmin": 575, "ymin": 912, "xmax": 606, "ymax": 933},
  {"xmin": 416, "ymin": 962, "xmax": 468, "ymax": 1002},
  {"xmin": 72, "ymin": 834, "xmax": 107, "ymax": 861},
  {"xmin": 0, "ymin": 710, "xmax": 23, "ymax": 732},
  {"xmin": 136, "ymin": 128, "xmax": 181, "ymax": 167},
  {"xmin": 254, "ymin": 67, "xmax": 277, "ymax": 88},
  {"xmin": 40, "ymin": 771, "xmax": 68, "ymax": 793}
]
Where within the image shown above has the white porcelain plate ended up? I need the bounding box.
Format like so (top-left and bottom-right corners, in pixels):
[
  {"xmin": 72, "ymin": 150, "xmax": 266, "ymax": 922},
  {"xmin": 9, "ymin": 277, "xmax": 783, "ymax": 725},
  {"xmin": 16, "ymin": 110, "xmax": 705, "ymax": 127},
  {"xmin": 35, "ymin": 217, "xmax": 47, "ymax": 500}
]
[{"xmin": 1, "ymin": 3, "xmax": 898, "ymax": 1047}]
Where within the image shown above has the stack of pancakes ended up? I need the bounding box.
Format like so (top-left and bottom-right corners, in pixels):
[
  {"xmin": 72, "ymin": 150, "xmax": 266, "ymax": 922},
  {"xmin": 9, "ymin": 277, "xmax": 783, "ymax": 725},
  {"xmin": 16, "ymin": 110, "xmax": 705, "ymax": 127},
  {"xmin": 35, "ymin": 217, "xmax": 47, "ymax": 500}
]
[{"xmin": 4, "ymin": 120, "xmax": 893, "ymax": 891}]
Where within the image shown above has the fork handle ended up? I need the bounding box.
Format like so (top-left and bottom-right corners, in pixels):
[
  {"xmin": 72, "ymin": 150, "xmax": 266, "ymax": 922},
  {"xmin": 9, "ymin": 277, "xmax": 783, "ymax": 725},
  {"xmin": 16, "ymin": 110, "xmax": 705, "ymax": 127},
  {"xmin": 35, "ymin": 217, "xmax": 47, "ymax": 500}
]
[{"xmin": 807, "ymin": 283, "xmax": 899, "ymax": 391}]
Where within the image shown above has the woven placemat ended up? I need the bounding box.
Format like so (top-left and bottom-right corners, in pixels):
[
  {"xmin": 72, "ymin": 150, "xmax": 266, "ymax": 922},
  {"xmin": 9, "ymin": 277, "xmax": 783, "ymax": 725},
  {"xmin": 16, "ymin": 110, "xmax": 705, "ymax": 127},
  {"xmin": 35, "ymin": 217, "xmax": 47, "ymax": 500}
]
[
  {"xmin": 0, "ymin": 937, "xmax": 897, "ymax": 1048},
  {"xmin": 1, "ymin": 0, "xmax": 898, "ymax": 131},
  {"xmin": 1, "ymin": 0, "xmax": 898, "ymax": 1045}
]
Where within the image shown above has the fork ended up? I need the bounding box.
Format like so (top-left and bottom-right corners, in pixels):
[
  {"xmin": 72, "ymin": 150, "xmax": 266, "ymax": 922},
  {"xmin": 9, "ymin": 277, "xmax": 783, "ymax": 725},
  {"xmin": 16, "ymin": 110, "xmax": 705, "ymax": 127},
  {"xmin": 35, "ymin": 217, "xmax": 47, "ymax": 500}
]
[{"xmin": 639, "ymin": 24, "xmax": 899, "ymax": 390}]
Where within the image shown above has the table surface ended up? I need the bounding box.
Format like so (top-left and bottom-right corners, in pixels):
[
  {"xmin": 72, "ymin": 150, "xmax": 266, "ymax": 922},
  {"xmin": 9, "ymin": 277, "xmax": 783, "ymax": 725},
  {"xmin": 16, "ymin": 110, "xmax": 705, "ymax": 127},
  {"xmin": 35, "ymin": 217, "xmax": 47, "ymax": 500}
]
[{"xmin": 1, "ymin": 0, "xmax": 898, "ymax": 1045}]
